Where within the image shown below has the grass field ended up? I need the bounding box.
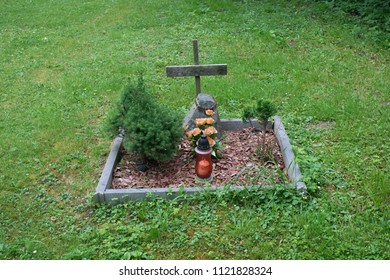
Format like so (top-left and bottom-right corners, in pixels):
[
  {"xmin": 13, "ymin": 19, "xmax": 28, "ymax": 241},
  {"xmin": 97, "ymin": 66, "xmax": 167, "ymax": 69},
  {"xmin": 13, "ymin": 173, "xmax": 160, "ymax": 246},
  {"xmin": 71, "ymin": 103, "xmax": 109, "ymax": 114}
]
[{"xmin": 0, "ymin": 0, "xmax": 389, "ymax": 259}]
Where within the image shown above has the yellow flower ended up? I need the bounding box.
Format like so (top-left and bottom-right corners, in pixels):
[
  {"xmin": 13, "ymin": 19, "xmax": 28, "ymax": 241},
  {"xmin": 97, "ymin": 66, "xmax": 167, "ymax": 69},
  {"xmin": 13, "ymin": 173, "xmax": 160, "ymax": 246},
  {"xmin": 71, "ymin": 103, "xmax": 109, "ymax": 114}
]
[
  {"xmin": 207, "ymin": 136, "xmax": 216, "ymax": 147},
  {"xmin": 205, "ymin": 109, "xmax": 214, "ymax": 116},
  {"xmin": 194, "ymin": 118, "xmax": 206, "ymax": 127},
  {"xmin": 204, "ymin": 126, "xmax": 217, "ymax": 136},
  {"xmin": 205, "ymin": 118, "xmax": 214, "ymax": 125},
  {"xmin": 192, "ymin": 127, "xmax": 202, "ymax": 136}
]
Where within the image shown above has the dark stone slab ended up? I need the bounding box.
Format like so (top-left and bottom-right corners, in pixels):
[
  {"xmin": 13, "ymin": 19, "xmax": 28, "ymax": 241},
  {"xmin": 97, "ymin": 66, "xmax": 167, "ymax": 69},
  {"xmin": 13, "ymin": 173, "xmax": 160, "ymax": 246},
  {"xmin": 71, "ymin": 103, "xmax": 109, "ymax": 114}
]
[
  {"xmin": 196, "ymin": 93, "xmax": 216, "ymax": 109},
  {"xmin": 183, "ymin": 94, "xmax": 222, "ymax": 138}
]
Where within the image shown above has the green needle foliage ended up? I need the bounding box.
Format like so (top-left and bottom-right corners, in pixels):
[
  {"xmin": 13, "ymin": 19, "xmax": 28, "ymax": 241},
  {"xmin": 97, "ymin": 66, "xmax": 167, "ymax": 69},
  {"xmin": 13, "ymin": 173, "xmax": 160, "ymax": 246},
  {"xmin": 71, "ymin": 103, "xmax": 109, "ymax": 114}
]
[
  {"xmin": 242, "ymin": 99, "xmax": 277, "ymax": 128},
  {"xmin": 242, "ymin": 99, "xmax": 277, "ymax": 158},
  {"xmin": 242, "ymin": 106, "xmax": 256, "ymax": 128},
  {"xmin": 256, "ymin": 100, "xmax": 277, "ymax": 126},
  {"xmin": 106, "ymin": 76, "xmax": 183, "ymax": 162}
]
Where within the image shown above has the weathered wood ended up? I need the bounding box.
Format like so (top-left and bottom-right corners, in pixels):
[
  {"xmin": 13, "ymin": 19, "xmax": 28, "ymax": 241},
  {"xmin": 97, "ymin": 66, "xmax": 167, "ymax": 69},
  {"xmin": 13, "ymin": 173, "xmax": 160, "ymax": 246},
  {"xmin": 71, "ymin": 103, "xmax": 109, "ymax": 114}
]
[
  {"xmin": 166, "ymin": 40, "xmax": 228, "ymax": 96},
  {"xmin": 166, "ymin": 64, "xmax": 228, "ymax": 77},
  {"xmin": 193, "ymin": 40, "xmax": 200, "ymax": 65},
  {"xmin": 193, "ymin": 40, "xmax": 201, "ymax": 95}
]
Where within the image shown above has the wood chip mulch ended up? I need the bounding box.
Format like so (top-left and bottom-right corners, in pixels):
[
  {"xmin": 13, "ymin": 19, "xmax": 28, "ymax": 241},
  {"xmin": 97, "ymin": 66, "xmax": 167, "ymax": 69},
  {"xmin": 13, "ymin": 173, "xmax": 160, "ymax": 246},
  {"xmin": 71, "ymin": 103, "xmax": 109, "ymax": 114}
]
[{"xmin": 112, "ymin": 128, "xmax": 286, "ymax": 189}]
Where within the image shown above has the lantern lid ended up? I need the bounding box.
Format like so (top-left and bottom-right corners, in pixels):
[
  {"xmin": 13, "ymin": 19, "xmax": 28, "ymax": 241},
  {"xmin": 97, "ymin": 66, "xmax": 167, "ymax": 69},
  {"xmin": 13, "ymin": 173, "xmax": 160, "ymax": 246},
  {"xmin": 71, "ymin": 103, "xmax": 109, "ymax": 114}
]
[{"xmin": 197, "ymin": 134, "xmax": 210, "ymax": 151}]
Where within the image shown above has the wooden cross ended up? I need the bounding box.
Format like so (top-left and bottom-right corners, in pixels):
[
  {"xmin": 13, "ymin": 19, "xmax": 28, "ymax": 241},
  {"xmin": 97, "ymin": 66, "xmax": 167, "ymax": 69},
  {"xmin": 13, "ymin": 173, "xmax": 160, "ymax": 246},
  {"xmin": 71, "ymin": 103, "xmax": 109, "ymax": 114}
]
[{"xmin": 166, "ymin": 40, "xmax": 227, "ymax": 95}]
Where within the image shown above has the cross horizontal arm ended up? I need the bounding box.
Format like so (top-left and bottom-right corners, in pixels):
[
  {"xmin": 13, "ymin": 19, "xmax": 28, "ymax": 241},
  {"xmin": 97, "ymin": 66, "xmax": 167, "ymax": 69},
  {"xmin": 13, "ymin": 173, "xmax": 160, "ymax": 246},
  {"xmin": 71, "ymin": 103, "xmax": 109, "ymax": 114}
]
[{"xmin": 166, "ymin": 64, "xmax": 227, "ymax": 77}]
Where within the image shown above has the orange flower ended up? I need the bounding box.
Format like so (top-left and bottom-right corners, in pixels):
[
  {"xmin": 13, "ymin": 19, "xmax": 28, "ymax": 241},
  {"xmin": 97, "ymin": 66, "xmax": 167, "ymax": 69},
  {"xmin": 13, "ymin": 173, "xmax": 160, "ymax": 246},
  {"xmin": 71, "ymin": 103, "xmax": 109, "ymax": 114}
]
[
  {"xmin": 205, "ymin": 118, "xmax": 214, "ymax": 125},
  {"xmin": 185, "ymin": 130, "xmax": 193, "ymax": 138},
  {"xmin": 205, "ymin": 109, "xmax": 214, "ymax": 116},
  {"xmin": 194, "ymin": 118, "xmax": 206, "ymax": 127},
  {"xmin": 207, "ymin": 136, "xmax": 216, "ymax": 147},
  {"xmin": 204, "ymin": 126, "xmax": 217, "ymax": 136},
  {"xmin": 192, "ymin": 127, "xmax": 202, "ymax": 136}
]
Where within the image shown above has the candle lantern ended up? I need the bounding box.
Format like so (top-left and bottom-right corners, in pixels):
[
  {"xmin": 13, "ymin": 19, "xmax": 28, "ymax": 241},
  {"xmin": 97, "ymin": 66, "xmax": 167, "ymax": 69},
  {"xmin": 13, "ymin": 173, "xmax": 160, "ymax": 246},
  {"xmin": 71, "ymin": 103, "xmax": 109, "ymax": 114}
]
[{"xmin": 195, "ymin": 134, "xmax": 213, "ymax": 182}]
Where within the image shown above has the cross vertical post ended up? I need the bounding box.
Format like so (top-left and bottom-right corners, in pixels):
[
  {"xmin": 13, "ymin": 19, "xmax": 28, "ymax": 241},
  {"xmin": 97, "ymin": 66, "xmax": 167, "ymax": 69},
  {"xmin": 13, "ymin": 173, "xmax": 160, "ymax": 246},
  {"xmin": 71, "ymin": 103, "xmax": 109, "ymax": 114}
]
[
  {"xmin": 193, "ymin": 40, "xmax": 201, "ymax": 95},
  {"xmin": 166, "ymin": 40, "xmax": 228, "ymax": 138}
]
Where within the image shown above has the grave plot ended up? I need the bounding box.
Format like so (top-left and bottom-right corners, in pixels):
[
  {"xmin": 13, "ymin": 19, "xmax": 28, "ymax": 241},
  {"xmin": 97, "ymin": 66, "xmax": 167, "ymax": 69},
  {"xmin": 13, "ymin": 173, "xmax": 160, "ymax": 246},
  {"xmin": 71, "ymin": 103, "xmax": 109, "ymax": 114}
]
[
  {"xmin": 112, "ymin": 123, "xmax": 284, "ymax": 189},
  {"xmin": 95, "ymin": 41, "xmax": 305, "ymax": 203}
]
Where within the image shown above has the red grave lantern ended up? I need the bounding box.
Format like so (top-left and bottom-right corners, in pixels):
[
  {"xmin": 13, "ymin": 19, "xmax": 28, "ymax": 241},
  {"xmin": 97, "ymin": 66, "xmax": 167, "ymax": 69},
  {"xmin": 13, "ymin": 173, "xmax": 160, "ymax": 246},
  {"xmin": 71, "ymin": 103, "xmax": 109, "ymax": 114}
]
[{"xmin": 195, "ymin": 134, "xmax": 213, "ymax": 182}]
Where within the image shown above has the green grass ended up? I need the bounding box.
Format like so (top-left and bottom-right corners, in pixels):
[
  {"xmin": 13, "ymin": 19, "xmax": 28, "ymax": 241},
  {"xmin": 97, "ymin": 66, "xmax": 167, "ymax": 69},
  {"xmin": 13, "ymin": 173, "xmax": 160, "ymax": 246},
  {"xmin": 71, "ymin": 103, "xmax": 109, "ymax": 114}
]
[{"xmin": 0, "ymin": 0, "xmax": 389, "ymax": 259}]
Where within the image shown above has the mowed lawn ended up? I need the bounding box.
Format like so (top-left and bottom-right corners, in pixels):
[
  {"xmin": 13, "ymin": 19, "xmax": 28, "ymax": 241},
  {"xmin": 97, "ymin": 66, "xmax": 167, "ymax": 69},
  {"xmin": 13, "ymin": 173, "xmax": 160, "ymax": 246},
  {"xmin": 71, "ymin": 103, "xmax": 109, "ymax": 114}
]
[{"xmin": 0, "ymin": 0, "xmax": 389, "ymax": 259}]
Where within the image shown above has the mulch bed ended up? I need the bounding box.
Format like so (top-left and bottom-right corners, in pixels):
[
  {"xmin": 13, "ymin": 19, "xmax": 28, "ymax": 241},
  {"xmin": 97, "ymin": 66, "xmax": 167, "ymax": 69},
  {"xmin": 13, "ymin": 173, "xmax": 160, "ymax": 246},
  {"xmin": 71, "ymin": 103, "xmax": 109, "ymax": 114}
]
[{"xmin": 112, "ymin": 128, "xmax": 285, "ymax": 189}]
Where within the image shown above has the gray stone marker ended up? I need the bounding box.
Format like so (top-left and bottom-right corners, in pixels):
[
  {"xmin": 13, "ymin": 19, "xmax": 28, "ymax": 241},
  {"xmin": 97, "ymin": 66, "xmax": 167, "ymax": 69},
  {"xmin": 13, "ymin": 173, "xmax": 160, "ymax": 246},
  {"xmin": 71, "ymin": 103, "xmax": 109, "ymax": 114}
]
[
  {"xmin": 166, "ymin": 40, "xmax": 227, "ymax": 136},
  {"xmin": 183, "ymin": 93, "xmax": 222, "ymax": 137}
]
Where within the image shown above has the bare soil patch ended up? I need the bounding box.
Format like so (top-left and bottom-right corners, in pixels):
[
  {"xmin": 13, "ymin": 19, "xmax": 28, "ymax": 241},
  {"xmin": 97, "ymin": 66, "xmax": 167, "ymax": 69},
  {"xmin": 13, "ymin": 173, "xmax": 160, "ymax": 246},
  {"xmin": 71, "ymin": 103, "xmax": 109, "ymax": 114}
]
[{"xmin": 112, "ymin": 128, "xmax": 285, "ymax": 189}]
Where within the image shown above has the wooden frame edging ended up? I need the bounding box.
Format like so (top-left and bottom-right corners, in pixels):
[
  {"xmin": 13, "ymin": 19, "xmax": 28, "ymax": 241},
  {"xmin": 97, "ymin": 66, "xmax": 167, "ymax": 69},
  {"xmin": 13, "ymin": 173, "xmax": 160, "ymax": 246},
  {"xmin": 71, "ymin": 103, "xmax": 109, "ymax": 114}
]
[
  {"xmin": 95, "ymin": 135, "xmax": 124, "ymax": 203},
  {"xmin": 94, "ymin": 117, "xmax": 306, "ymax": 203},
  {"xmin": 273, "ymin": 116, "xmax": 306, "ymax": 193}
]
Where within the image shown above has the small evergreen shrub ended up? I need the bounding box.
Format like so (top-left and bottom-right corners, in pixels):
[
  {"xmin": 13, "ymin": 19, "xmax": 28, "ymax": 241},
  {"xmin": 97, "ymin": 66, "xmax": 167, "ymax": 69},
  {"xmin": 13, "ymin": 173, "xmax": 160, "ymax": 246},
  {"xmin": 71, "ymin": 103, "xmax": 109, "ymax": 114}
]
[
  {"xmin": 242, "ymin": 99, "xmax": 277, "ymax": 159},
  {"xmin": 242, "ymin": 99, "xmax": 277, "ymax": 130},
  {"xmin": 105, "ymin": 77, "xmax": 182, "ymax": 162}
]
